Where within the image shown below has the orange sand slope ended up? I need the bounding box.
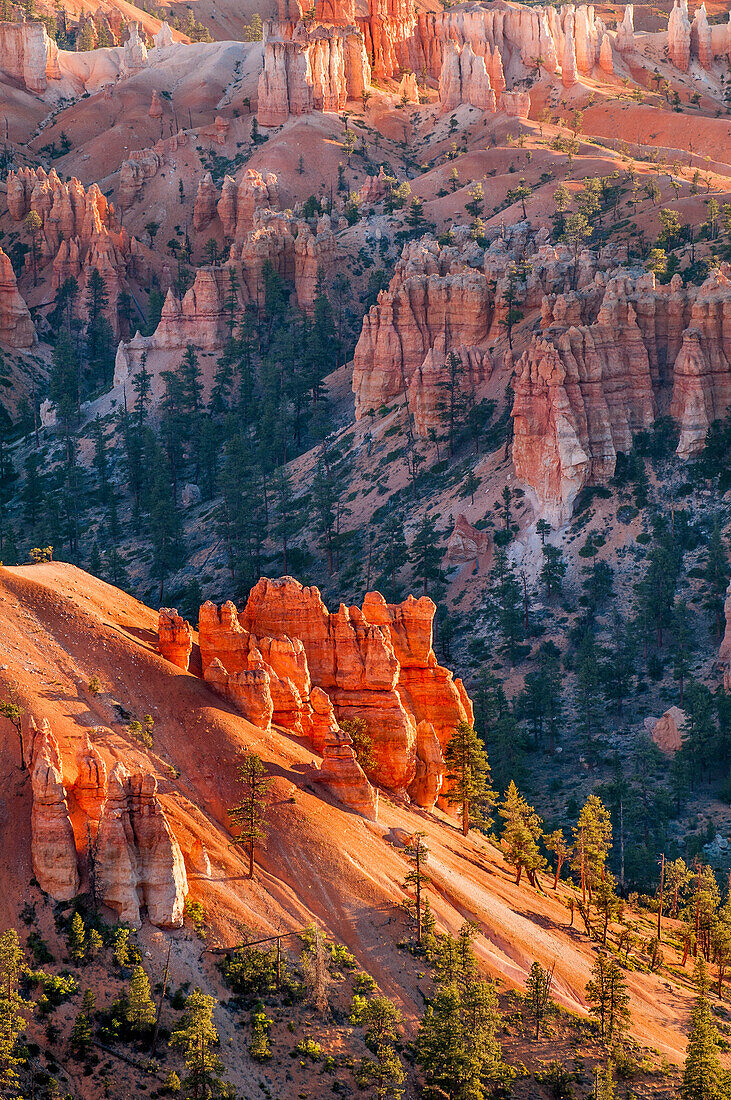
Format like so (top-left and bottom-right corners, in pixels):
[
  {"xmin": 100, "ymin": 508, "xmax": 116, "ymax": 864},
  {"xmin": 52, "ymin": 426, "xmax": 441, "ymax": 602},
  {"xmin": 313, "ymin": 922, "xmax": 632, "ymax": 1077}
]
[{"xmin": 0, "ymin": 562, "xmax": 692, "ymax": 1059}]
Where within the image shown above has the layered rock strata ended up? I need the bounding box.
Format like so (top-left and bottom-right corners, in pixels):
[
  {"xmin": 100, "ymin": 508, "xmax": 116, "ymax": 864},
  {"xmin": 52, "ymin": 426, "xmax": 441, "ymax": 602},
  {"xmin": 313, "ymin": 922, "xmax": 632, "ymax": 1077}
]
[
  {"xmin": 198, "ymin": 578, "xmax": 472, "ymax": 808},
  {"xmin": 158, "ymin": 608, "xmax": 193, "ymax": 670},
  {"xmin": 96, "ymin": 763, "xmax": 188, "ymax": 927},
  {"xmin": 512, "ymin": 268, "xmax": 731, "ymax": 522},
  {"xmin": 0, "ymin": 248, "xmax": 36, "ymax": 348},
  {"xmin": 29, "ymin": 718, "xmax": 79, "ymax": 900},
  {"xmin": 314, "ymin": 726, "xmax": 379, "ymax": 820}
]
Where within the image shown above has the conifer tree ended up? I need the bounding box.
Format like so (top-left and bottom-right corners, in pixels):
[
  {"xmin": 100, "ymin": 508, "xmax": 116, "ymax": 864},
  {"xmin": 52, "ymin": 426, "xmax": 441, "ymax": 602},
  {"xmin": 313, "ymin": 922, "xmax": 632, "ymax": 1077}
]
[
  {"xmin": 585, "ymin": 952, "xmax": 630, "ymax": 1044},
  {"xmin": 70, "ymin": 989, "xmax": 95, "ymax": 1054},
  {"xmin": 596, "ymin": 1060, "xmax": 616, "ymax": 1100},
  {"xmin": 444, "ymin": 721, "xmax": 495, "ymax": 836},
  {"xmin": 69, "ymin": 911, "xmax": 86, "ymax": 963},
  {"xmin": 170, "ymin": 988, "xmax": 225, "ymax": 1099},
  {"xmin": 525, "ymin": 961, "xmax": 553, "ymax": 1039},
  {"xmin": 499, "ymin": 781, "xmax": 544, "ymax": 886},
  {"xmin": 486, "ymin": 548, "xmax": 524, "ymax": 665},
  {"xmin": 0, "ymin": 929, "xmax": 27, "ymax": 1091},
  {"xmin": 409, "ymin": 515, "xmax": 443, "ymax": 598},
  {"xmin": 681, "ymin": 960, "xmax": 728, "ymax": 1100},
  {"xmin": 403, "ymin": 832, "xmax": 430, "ymax": 945},
  {"xmin": 126, "ymin": 964, "xmax": 157, "ymax": 1034},
  {"xmin": 229, "ymin": 752, "xmax": 273, "ymax": 878},
  {"xmin": 572, "ymin": 794, "xmax": 612, "ymax": 909},
  {"xmin": 357, "ymin": 997, "xmax": 405, "ymax": 1100},
  {"xmin": 545, "ymin": 829, "xmax": 569, "ymax": 889}
]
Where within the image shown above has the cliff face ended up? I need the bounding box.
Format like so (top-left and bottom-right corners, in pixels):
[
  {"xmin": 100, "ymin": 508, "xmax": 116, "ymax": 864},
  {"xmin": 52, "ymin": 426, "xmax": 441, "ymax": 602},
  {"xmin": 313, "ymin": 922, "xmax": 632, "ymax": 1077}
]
[
  {"xmin": 193, "ymin": 577, "xmax": 473, "ymax": 811},
  {"xmin": 0, "ymin": 21, "xmax": 55, "ymax": 93},
  {"xmin": 353, "ymin": 239, "xmax": 493, "ymax": 425},
  {"xmin": 512, "ymin": 269, "xmax": 731, "ymax": 523},
  {"xmin": 6, "ymin": 166, "xmax": 137, "ymax": 335},
  {"xmin": 0, "ymin": 248, "xmax": 35, "ymax": 349},
  {"xmin": 96, "ymin": 762, "xmax": 188, "ymax": 928},
  {"xmin": 257, "ymin": 23, "xmax": 370, "ymax": 127},
  {"xmin": 29, "ymin": 718, "xmax": 79, "ymax": 901}
]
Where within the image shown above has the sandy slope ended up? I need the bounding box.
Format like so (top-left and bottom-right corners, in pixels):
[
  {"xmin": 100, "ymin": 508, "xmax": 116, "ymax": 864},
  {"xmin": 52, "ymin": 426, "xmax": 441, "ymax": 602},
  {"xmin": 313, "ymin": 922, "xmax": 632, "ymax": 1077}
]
[{"xmin": 0, "ymin": 562, "xmax": 696, "ymax": 1060}]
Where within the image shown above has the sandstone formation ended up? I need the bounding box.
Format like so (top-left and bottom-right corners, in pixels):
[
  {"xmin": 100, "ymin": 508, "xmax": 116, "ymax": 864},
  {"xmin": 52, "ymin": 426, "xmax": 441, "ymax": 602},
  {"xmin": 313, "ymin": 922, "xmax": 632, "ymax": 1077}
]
[
  {"xmin": 512, "ymin": 268, "xmax": 731, "ymax": 523},
  {"xmin": 0, "ymin": 248, "xmax": 36, "ymax": 348},
  {"xmin": 447, "ymin": 515, "xmax": 489, "ymax": 563},
  {"xmin": 257, "ymin": 23, "xmax": 370, "ymax": 127},
  {"xmin": 439, "ymin": 42, "xmax": 495, "ymax": 113},
  {"xmin": 353, "ymin": 238, "xmax": 493, "ymax": 422},
  {"xmin": 668, "ymin": 0, "xmax": 691, "ymax": 70},
  {"xmin": 406, "ymin": 720, "xmax": 444, "ymax": 812},
  {"xmin": 649, "ymin": 706, "xmax": 687, "ymax": 754},
  {"xmin": 199, "ymin": 578, "xmax": 473, "ymax": 803},
  {"xmin": 0, "ymin": 21, "xmax": 55, "ymax": 93},
  {"xmin": 29, "ymin": 718, "xmax": 79, "ymax": 900},
  {"xmin": 5, "ymin": 166, "xmax": 137, "ymax": 335},
  {"xmin": 158, "ymin": 608, "xmax": 193, "ymax": 671},
  {"xmin": 96, "ymin": 762, "xmax": 188, "ymax": 927},
  {"xmin": 598, "ymin": 34, "xmax": 613, "ymax": 73},
  {"xmin": 72, "ymin": 732, "xmax": 108, "ymax": 827},
  {"xmin": 154, "ymin": 20, "xmax": 174, "ymax": 48},
  {"xmin": 314, "ymin": 725, "xmax": 379, "ymax": 820},
  {"xmin": 149, "ymin": 89, "xmax": 163, "ymax": 117},
  {"xmin": 120, "ymin": 22, "xmax": 148, "ymax": 77}
]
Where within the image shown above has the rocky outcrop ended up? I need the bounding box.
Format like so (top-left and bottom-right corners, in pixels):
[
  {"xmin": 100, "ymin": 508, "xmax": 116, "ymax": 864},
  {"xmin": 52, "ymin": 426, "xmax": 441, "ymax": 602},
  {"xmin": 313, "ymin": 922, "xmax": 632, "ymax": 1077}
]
[
  {"xmin": 439, "ymin": 41, "xmax": 495, "ymax": 113},
  {"xmin": 668, "ymin": 0, "xmax": 691, "ymax": 70},
  {"xmin": 72, "ymin": 732, "xmax": 108, "ymax": 827},
  {"xmin": 691, "ymin": 3, "xmax": 712, "ymax": 70},
  {"xmin": 0, "ymin": 248, "xmax": 35, "ymax": 348},
  {"xmin": 29, "ymin": 718, "xmax": 79, "ymax": 900},
  {"xmin": 213, "ymin": 170, "xmax": 282, "ymax": 241},
  {"xmin": 257, "ymin": 24, "xmax": 370, "ymax": 127},
  {"xmin": 719, "ymin": 581, "xmax": 731, "ymax": 693},
  {"xmin": 616, "ymin": 4, "xmax": 635, "ymax": 52},
  {"xmin": 447, "ymin": 515, "xmax": 489, "ymax": 563},
  {"xmin": 314, "ymin": 726, "xmax": 379, "ymax": 820},
  {"xmin": 203, "ymin": 657, "xmax": 275, "ymax": 729},
  {"xmin": 119, "ymin": 149, "xmax": 164, "ymax": 209},
  {"xmin": 149, "ymin": 89, "xmax": 163, "ymax": 118},
  {"xmin": 158, "ymin": 608, "xmax": 193, "ymax": 671},
  {"xmin": 407, "ymin": 720, "xmax": 444, "ymax": 812},
  {"xmin": 512, "ymin": 268, "xmax": 731, "ymax": 522},
  {"xmin": 120, "ymin": 22, "xmax": 148, "ymax": 77},
  {"xmin": 193, "ymin": 173, "xmax": 218, "ymax": 232},
  {"xmin": 353, "ymin": 239, "xmax": 493, "ymax": 421},
  {"xmin": 598, "ymin": 34, "xmax": 613, "ymax": 74},
  {"xmin": 561, "ymin": 12, "xmax": 578, "ymax": 88},
  {"xmin": 0, "ymin": 21, "xmax": 54, "ymax": 93},
  {"xmin": 154, "ymin": 20, "xmax": 174, "ymax": 48},
  {"xmin": 96, "ymin": 762, "xmax": 188, "ymax": 927},
  {"xmin": 200, "ymin": 578, "xmax": 473, "ymax": 799},
  {"xmin": 5, "ymin": 166, "xmax": 134, "ymax": 335},
  {"xmin": 649, "ymin": 706, "xmax": 687, "ymax": 754}
]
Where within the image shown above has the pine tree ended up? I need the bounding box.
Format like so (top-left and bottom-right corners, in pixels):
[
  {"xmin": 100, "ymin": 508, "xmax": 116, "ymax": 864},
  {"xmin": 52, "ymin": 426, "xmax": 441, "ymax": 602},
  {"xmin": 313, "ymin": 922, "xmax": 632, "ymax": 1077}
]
[
  {"xmin": 499, "ymin": 781, "xmax": 544, "ymax": 886},
  {"xmin": 545, "ymin": 829, "xmax": 569, "ymax": 889},
  {"xmin": 596, "ymin": 1060, "xmax": 616, "ymax": 1100},
  {"xmin": 69, "ymin": 911, "xmax": 86, "ymax": 963},
  {"xmin": 681, "ymin": 960, "xmax": 727, "ymax": 1100},
  {"xmin": 357, "ymin": 997, "xmax": 405, "ymax": 1100},
  {"xmin": 444, "ymin": 721, "xmax": 495, "ymax": 837},
  {"xmin": 540, "ymin": 542, "xmax": 566, "ymax": 598},
  {"xmin": 572, "ymin": 794, "xmax": 612, "ymax": 909},
  {"xmin": 486, "ymin": 548, "xmax": 524, "ymax": 665},
  {"xmin": 403, "ymin": 832, "xmax": 430, "ymax": 945},
  {"xmin": 70, "ymin": 989, "xmax": 95, "ymax": 1054},
  {"xmin": 229, "ymin": 753, "xmax": 273, "ymax": 878},
  {"xmin": 585, "ymin": 952, "xmax": 630, "ymax": 1044},
  {"xmin": 170, "ymin": 988, "xmax": 225, "ymax": 1099},
  {"xmin": 409, "ymin": 515, "xmax": 443, "ymax": 597},
  {"xmin": 126, "ymin": 965, "xmax": 156, "ymax": 1034},
  {"xmin": 525, "ymin": 961, "xmax": 553, "ymax": 1039},
  {"xmin": 0, "ymin": 930, "xmax": 28, "ymax": 1091}
]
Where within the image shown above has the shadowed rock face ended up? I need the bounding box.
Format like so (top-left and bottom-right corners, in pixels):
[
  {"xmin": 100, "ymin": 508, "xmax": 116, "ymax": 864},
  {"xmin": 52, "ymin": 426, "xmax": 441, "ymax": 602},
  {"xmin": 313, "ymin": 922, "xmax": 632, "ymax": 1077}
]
[
  {"xmin": 720, "ymin": 581, "xmax": 731, "ymax": 694},
  {"xmin": 96, "ymin": 762, "xmax": 188, "ymax": 928},
  {"xmin": 512, "ymin": 269, "xmax": 731, "ymax": 524},
  {"xmin": 0, "ymin": 248, "xmax": 35, "ymax": 349},
  {"xmin": 196, "ymin": 578, "xmax": 473, "ymax": 808},
  {"xmin": 29, "ymin": 718, "xmax": 79, "ymax": 901}
]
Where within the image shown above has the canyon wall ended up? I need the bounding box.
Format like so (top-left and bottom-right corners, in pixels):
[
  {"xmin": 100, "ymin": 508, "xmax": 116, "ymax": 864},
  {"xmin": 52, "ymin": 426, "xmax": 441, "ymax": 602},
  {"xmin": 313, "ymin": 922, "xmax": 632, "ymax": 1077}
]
[
  {"xmin": 255, "ymin": 0, "xmax": 731, "ymax": 125},
  {"xmin": 512, "ymin": 268, "xmax": 731, "ymax": 523}
]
